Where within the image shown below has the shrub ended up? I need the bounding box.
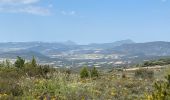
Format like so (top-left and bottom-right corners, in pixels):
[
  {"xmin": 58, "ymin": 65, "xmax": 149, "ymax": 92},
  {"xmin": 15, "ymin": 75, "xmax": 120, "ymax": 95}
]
[
  {"xmin": 90, "ymin": 67, "xmax": 99, "ymax": 78},
  {"xmin": 31, "ymin": 56, "xmax": 37, "ymax": 68},
  {"xmin": 24, "ymin": 63, "xmax": 38, "ymax": 77},
  {"xmin": 80, "ymin": 67, "xmax": 89, "ymax": 78},
  {"xmin": 135, "ymin": 69, "xmax": 154, "ymax": 79},
  {"xmin": 0, "ymin": 78, "xmax": 23, "ymax": 96},
  {"xmin": 38, "ymin": 65, "xmax": 52, "ymax": 79},
  {"xmin": 148, "ymin": 75, "xmax": 170, "ymax": 100},
  {"xmin": 143, "ymin": 61, "xmax": 152, "ymax": 67},
  {"xmin": 14, "ymin": 56, "xmax": 25, "ymax": 69}
]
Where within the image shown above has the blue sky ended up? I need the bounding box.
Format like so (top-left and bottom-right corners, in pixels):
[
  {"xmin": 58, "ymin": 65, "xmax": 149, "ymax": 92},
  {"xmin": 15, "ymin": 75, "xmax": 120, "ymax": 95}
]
[{"xmin": 0, "ymin": 0, "xmax": 170, "ymax": 44}]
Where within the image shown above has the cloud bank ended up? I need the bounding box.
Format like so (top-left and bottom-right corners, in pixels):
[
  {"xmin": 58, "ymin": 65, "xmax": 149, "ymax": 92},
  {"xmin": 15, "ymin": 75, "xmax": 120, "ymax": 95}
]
[{"xmin": 0, "ymin": 0, "xmax": 51, "ymax": 16}]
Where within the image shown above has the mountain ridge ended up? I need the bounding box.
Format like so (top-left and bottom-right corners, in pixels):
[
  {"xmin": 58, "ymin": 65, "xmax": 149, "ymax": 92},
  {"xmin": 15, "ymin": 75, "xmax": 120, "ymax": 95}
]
[{"xmin": 0, "ymin": 40, "xmax": 170, "ymax": 66}]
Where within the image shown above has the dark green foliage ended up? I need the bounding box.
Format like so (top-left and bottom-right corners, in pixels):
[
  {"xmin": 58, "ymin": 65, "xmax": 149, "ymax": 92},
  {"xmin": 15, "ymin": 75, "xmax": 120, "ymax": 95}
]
[
  {"xmin": 143, "ymin": 61, "xmax": 151, "ymax": 67},
  {"xmin": 31, "ymin": 56, "xmax": 37, "ymax": 68},
  {"xmin": 38, "ymin": 65, "xmax": 51, "ymax": 78},
  {"xmin": 0, "ymin": 68, "xmax": 23, "ymax": 79},
  {"xmin": 24, "ymin": 57, "xmax": 38, "ymax": 77},
  {"xmin": 142, "ymin": 58, "xmax": 170, "ymax": 67},
  {"xmin": 90, "ymin": 67, "xmax": 99, "ymax": 77},
  {"xmin": 0, "ymin": 57, "xmax": 53, "ymax": 97},
  {"xmin": 24, "ymin": 64, "xmax": 52, "ymax": 78},
  {"xmin": 80, "ymin": 67, "xmax": 89, "ymax": 78},
  {"xmin": 0, "ymin": 67, "xmax": 24, "ymax": 96},
  {"xmin": 24, "ymin": 62, "xmax": 38, "ymax": 77},
  {"xmin": 0, "ymin": 80, "xmax": 23, "ymax": 96},
  {"xmin": 14, "ymin": 56, "xmax": 25, "ymax": 69},
  {"xmin": 135, "ymin": 69, "xmax": 154, "ymax": 79}
]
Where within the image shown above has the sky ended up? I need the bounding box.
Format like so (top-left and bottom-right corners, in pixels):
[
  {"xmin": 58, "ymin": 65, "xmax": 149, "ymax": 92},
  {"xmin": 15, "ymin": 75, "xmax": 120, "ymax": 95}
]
[{"xmin": 0, "ymin": 0, "xmax": 170, "ymax": 44}]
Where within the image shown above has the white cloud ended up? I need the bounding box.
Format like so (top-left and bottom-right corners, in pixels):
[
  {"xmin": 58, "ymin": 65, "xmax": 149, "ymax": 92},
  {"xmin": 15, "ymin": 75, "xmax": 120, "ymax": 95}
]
[
  {"xmin": 61, "ymin": 10, "xmax": 76, "ymax": 16},
  {"xmin": 0, "ymin": 0, "xmax": 51, "ymax": 16},
  {"xmin": 21, "ymin": 6, "xmax": 51, "ymax": 16},
  {"xmin": 0, "ymin": 0, "xmax": 39, "ymax": 5},
  {"xmin": 0, "ymin": 6, "xmax": 51, "ymax": 16}
]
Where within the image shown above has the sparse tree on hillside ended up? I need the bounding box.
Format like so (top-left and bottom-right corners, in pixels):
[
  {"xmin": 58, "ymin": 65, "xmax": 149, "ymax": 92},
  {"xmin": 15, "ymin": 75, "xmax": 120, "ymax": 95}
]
[
  {"xmin": 90, "ymin": 67, "xmax": 99, "ymax": 77},
  {"xmin": 31, "ymin": 56, "xmax": 37, "ymax": 68},
  {"xmin": 80, "ymin": 67, "xmax": 89, "ymax": 78},
  {"xmin": 14, "ymin": 56, "xmax": 25, "ymax": 69}
]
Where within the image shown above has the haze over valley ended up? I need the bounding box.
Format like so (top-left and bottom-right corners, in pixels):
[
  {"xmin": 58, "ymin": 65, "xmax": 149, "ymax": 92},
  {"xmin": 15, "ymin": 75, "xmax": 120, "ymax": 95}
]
[{"xmin": 0, "ymin": 40, "xmax": 170, "ymax": 68}]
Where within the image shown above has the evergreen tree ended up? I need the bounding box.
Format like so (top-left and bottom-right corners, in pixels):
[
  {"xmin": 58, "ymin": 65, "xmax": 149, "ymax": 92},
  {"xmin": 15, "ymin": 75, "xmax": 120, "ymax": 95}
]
[
  {"xmin": 80, "ymin": 67, "xmax": 89, "ymax": 78},
  {"xmin": 31, "ymin": 56, "xmax": 37, "ymax": 68},
  {"xmin": 91, "ymin": 67, "xmax": 99, "ymax": 77},
  {"xmin": 14, "ymin": 56, "xmax": 25, "ymax": 69}
]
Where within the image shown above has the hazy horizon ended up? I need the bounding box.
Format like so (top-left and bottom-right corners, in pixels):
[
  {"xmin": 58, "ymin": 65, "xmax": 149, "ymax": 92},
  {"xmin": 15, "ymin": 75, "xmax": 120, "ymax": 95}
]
[
  {"xmin": 1, "ymin": 39, "xmax": 170, "ymax": 45},
  {"xmin": 0, "ymin": 0, "xmax": 170, "ymax": 44}
]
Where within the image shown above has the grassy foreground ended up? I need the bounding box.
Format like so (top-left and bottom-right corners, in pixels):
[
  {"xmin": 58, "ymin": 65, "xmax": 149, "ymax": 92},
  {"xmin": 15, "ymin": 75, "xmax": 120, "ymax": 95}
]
[{"xmin": 1, "ymin": 57, "xmax": 170, "ymax": 100}]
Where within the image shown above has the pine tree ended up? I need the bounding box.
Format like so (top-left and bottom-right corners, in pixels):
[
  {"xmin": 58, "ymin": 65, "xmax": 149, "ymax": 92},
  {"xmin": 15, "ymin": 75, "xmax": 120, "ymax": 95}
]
[
  {"xmin": 31, "ymin": 56, "xmax": 37, "ymax": 68},
  {"xmin": 80, "ymin": 67, "xmax": 89, "ymax": 78},
  {"xmin": 14, "ymin": 56, "xmax": 25, "ymax": 69},
  {"xmin": 91, "ymin": 67, "xmax": 99, "ymax": 77}
]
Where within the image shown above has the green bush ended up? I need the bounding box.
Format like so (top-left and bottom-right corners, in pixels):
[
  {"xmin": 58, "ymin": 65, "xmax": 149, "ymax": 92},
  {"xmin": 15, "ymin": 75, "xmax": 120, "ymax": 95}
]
[
  {"xmin": 90, "ymin": 67, "xmax": 99, "ymax": 78},
  {"xmin": 24, "ymin": 63, "xmax": 39, "ymax": 77},
  {"xmin": 0, "ymin": 77, "xmax": 23, "ymax": 96},
  {"xmin": 142, "ymin": 58, "xmax": 170, "ymax": 67},
  {"xmin": 14, "ymin": 56, "xmax": 25, "ymax": 69},
  {"xmin": 31, "ymin": 56, "xmax": 37, "ymax": 68},
  {"xmin": 24, "ymin": 57, "xmax": 53, "ymax": 78},
  {"xmin": 80, "ymin": 67, "xmax": 89, "ymax": 78},
  {"xmin": 38, "ymin": 65, "xmax": 51, "ymax": 77}
]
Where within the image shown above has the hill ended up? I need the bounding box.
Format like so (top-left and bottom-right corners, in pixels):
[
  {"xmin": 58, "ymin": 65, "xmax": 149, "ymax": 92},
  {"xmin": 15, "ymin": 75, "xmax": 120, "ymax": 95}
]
[
  {"xmin": 112, "ymin": 41, "xmax": 170, "ymax": 56},
  {"xmin": 1, "ymin": 40, "xmax": 170, "ymax": 67}
]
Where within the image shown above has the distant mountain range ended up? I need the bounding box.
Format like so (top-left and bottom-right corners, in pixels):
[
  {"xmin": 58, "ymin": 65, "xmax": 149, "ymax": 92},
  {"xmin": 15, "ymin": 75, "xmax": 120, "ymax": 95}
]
[
  {"xmin": 86, "ymin": 39, "xmax": 135, "ymax": 49},
  {"xmin": 0, "ymin": 40, "xmax": 170, "ymax": 66},
  {"xmin": 112, "ymin": 41, "xmax": 170, "ymax": 56}
]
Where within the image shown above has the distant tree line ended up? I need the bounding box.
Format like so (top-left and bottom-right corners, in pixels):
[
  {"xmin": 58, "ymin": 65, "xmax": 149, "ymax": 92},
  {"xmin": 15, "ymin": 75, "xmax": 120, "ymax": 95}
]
[
  {"xmin": 142, "ymin": 58, "xmax": 170, "ymax": 67},
  {"xmin": 0, "ymin": 56, "xmax": 53, "ymax": 79},
  {"xmin": 80, "ymin": 66, "xmax": 99, "ymax": 79}
]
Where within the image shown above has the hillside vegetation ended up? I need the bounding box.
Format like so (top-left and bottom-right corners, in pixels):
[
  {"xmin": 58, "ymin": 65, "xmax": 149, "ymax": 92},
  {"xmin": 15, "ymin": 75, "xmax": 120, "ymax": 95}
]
[{"xmin": 1, "ymin": 57, "xmax": 170, "ymax": 100}]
